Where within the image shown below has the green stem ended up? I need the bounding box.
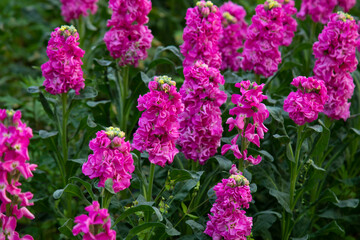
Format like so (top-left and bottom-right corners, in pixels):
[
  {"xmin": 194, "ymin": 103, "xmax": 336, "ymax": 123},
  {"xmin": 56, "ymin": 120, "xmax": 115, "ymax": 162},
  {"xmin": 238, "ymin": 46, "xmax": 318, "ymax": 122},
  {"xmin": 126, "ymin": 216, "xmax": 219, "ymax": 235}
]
[
  {"xmin": 147, "ymin": 164, "xmax": 156, "ymax": 202},
  {"xmin": 61, "ymin": 93, "xmax": 68, "ymax": 185},
  {"xmin": 255, "ymin": 74, "xmax": 261, "ymax": 84}
]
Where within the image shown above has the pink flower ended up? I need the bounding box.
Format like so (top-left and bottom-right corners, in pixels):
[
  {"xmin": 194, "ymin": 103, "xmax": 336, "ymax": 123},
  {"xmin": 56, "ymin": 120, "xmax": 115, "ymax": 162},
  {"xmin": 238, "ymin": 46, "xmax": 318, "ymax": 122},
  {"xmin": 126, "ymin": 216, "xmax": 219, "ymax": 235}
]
[
  {"xmin": 276, "ymin": 0, "xmax": 297, "ymax": 46},
  {"xmin": 284, "ymin": 76, "xmax": 328, "ymax": 125},
  {"xmin": 104, "ymin": 0, "xmax": 153, "ymax": 67},
  {"xmin": 60, "ymin": 0, "xmax": 99, "ymax": 22},
  {"xmin": 0, "ymin": 109, "xmax": 36, "ymax": 240},
  {"xmin": 219, "ymin": 1, "xmax": 248, "ymax": 71},
  {"xmin": 132, "ymin": 76, "xmax": 184, "ymax": 167},
  {"xmin": 338, "ymin": 0, "xmax": 356, "ymax": 12},
  {"xmin": 297, "ymin": 0, "xmax": 337, "ymax": 24},
  {"xmin": 180, "ymin": 1, "xmax": 223, "ymax": 69},
  {"xmin": 178, "ymin": 61, "xmax": 227, "ymax": 165},
  {"xmin": 73, "ymin": 201, "xmax": 116, "ymax": 240},
  {"xmin": 41, "ymin": 26, "xmax": 85, "ymax": 95},
  {"xmin": 222, "ymin": 81, "xmax": 269, "ymax": 165},
  {"xmin": 83, "ymin": 128, "xmax": 135, "ymax": 193},
  {"xmin": 313, "ymin": 12, "xmax": 359, "ymax": 121},
  {"xmin": 241, "ymin": 0, "xmax": 284, "ymax": 77},
  {"xmin": 205, "ymin": 165, "xmax": 252, "ymax": 240}
]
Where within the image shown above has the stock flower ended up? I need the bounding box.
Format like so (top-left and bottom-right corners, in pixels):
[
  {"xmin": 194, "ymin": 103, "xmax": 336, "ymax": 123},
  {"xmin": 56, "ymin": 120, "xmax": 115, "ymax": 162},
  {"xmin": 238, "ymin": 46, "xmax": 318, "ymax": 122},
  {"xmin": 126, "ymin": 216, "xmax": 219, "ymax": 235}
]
[
  {"xmin": 60, "ymin": 0, "xmax": 99, "ymax": 22},
  {"xmin": 276, "ymin": 0, "xmax": 297, "ymax": 46},
  {"xmin": 222, "ymin": 80, "xmax": 269, "ymax": 165},
  {"xmin": 82, "ymin": 127, "xmax": 135, "ymax": 193},
  {"xmin": 241, "ymin": 0, "xmax": 284, "ymax": 77},
  {"xmin": 0, "ymin": 109, "xmax": 36, "ymax": 240},
  {"xmin": 132, "ymin": 76, "xmax": 184, "ymax": 167},
  {"xmin": 178, "ymin": 61, "xmax": 227, "ymax": 164},
  {"xmin": 297, "ymin": 0, "xmax": 337, "ymax": 24},
  {"xmin": 104, "ymin": 0, "xmax": 153, "ymax": 67},
  {"xmin": 284, "ymin": 76, "xmax": 328, "ymax": 125},
  {"xmin": 180, "ymin": 0, "xmax": 222, "ymax": 69},
  {"xmin": 41, "ymin": 25, "xmax": 85, "ymax": 95},
  {"xmin": 338, "ymin": 0, "xmax": 356, "ymax": 12},
  {"xmin": 205, "ymin": 165, "xmax": 253, "ymax": 240},
  {"xmin": 219, "ymin": 1, "xmax": 248, "ymax": 71},
  {"xmin": 73, "ymin": 201, "xmax": 116, "ymax": 240},
  {"xmin": 313, "ymin": 12, "xmax": 359, "ymax": 120}
]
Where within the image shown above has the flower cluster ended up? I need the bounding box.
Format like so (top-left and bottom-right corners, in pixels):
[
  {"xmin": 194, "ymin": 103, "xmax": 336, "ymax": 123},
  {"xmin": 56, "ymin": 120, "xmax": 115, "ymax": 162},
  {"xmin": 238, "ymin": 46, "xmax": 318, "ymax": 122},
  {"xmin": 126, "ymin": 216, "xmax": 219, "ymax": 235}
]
[
  {"xmin": 218, "ymin": 1, "xmax": 248, "ymax": 71},
  {"xmin": 241, "ymin": 0, "xmax": 284, "ymax": 77},
  {"xmin": 73, "ymin": 201, "xmax": 116, "ymax": 239},
  {"xmin": 180, "ymin": 0, "xmax": 223, "ymax": 69},
  {"xmin": 104, "ymin": 0, "xmax": 153, "ymax": 67},
  {"xmin": 82, "ymin": 127, "xmax": 135, "ymax": 193},
  {"xmin": 205, "ymin": 165, "xmax": 253, "ymax": 240},
  {"xmin": 132, "ymin": 76, "xmax": 184, "ymax": 167},
  {"xmin": 60, "ymin": 0, "xmax": 99, "ymax": 22},
  {"xmin": 284, "ymin": 76, "xmax": 328, "ymax": 125},
  {"xmin": 222, "ymin": 81, "xmax": 269, "ymax": 165},
  {"xmin": 313, "ymin": 12, "xmax": 359, "ymax": 120},
  {"xmin": 276, "ymin": 0, "xmax": 297, "ymax": 46},
  {"xmin": 41, "ymin": 25, "xmax": 85, "ymax": 95},
  {"xmin": 298, "ymin": 0, "xmax": 355, "ymax": 24},
  {"xmin": 178, "ymin": 61, "xmax": 227, "ymax": 165},
  {"xmin": 0, "ymin": 109, "xmax": 37, "ymax": 240}
]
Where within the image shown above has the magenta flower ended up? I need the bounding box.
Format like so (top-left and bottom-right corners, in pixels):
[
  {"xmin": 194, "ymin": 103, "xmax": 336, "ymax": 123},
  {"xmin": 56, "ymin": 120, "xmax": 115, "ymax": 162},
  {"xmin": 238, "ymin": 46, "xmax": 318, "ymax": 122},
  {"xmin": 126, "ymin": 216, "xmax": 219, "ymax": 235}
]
[
  {"xmin": 338, "ymin": 0, "xmax": 356, "ymax": 12},
  {"xmin": 73, "ymin": 201, "xmax": 116, "ymax": 240},
  {"xmin": 60, "ymin": 0, "xmax": 99, "ymax": 22},
  {"xmin": 0, "ymin": 109, "xmax": 37, "ymax": 240},
  {"xmin": 82, "ymin": 127, "xmax": 135, "ymax": 193},
  {"xmin": 297, "ymin": 0, "xmax": 337, "ymax": 24},
  {"xmin": 313, "ymin": 12, "xmax": 359, "ymax": 121},
  {"xmin": 222, "ymin": 81, "xmax": 269, "ymax": 165},
  {"xmin": 205, "ymin": 165, "xmax": 253, "ymax": 240},
  {"xmin": 284, "ymin": 76, "xmax": 328, "ymax": 125},
  {"xmin": 41, "ymin": 25, "xmax": 85, "ymax": 95},
  {"xmin": 241, "ymin": 0, "xmax": 284, "ymax": 77},
  {"xmin": 180, "ymin": 1, "xmax": 223, "ymax": 69},
  {"xmin": 104, "ymin": 0, "xmax": 153, "ymax": 67},
  {"xmin": 178, "ymin": 61, "xmax": 227, "ymax": 165},
  {"xmin": 132, "ymin": 76, "xmax": 184, "ymax": 167},
  {"xmin": 219, "ymin": 1, "xmax": 248, "ymax": 71},
  {"xmin": 276, "ymin": 0, "xmax": 297, "ymax": 46}
]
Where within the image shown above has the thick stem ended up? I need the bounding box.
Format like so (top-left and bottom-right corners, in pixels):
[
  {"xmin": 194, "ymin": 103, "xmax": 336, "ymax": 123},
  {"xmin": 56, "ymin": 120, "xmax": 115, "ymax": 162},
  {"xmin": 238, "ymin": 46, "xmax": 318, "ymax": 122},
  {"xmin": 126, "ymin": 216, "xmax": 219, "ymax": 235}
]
[
  {"xmin": 61, "ymin": 93, "xmax": 68, "ymax": 185},
  {"xmin": 255, "ymin": 74, "xmax": 261, "ymax": 84},
  {"xmin": 147, "ymin": 163, "xmax": 156, "ymax": 202}
]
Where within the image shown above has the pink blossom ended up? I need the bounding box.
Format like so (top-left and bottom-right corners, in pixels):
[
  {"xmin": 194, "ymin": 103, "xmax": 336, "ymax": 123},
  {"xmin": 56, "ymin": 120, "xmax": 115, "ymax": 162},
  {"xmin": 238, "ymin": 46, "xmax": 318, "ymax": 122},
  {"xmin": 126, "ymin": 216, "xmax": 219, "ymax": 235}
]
[
  {"xmin": 73, "ymin": 201, "xmax": 116, "ymax": 240},
  {"xmin": 60, "ymin": 0, "xmax": 99, "ymax": 22},
  {"xmin": 104, "ymin": 0, "xmax": 153, "ymax": 67},
  {"xmin": 297, "ymin": 0, "xmax": 337, "ymax": 24},
  {"xmin": 219, "ymin": 1, "xmax": 248, "ymax": 71},
  {"xmin": 104, "ymin": 24, "xmax": 153, "ymax": 67},
  {"xmin": 180, "ymin": 1, "xmax": 223, "ymax": 69},
  {"xmin": 313, "ymin": 12, "xmax": 359, "ymax": 121},
  {"xmin": 284, "ymin": 76, "xmax": 328, "ymax": 125},
  {"xmin": 276, "ymin": 0, "xmax": 297, "ymax": 46},
  {"xmin": 41, "ymin": 25, "xmax": 85, "ymax": 95},
  {"xmin": 178, "ymin": 61, "xmax": 227, "ymax": 165},
  {"xmin": 222, "ymin": 81, "xmax": 269, "ymax": 165},
  {"xmin": 338, "ymin": 0, "xmax": 356, "ymax": 12},
  {"xmin": 133, "ymin": 76, "xmax": 184, "ymax": 167},
  {"xmin": 241, "ymin": 0, "xmax": 284, "ymax": 77},
  {"xmin": 0, "ymin": 109, "xmax": 36, "ymax": 240},
  {"xmin": 83, "ymin": 128, "xmax": 135, "ymax": 193},
  {"xmin": 205, "ymin": 165, "xmax": 253, "ymax": 240}
]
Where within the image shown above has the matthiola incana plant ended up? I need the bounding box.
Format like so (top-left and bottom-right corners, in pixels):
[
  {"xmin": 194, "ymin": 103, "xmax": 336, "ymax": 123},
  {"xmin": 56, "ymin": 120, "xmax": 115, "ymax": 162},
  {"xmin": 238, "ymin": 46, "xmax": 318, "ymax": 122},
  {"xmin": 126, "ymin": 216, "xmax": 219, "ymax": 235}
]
[{"xmin": 5, "ymin": 0, "xmax": 360, "ymax": 239}]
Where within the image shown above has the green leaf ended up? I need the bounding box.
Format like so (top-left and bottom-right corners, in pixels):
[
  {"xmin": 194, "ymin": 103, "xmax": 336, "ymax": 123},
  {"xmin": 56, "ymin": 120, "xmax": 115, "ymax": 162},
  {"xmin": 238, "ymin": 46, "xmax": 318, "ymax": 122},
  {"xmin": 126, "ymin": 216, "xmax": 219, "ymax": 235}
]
[
  {"xmin": 269, "ymin": 189, "xmax": 291, "ymax": 213},
  {"xmin": 39, "ymin": 130, "xmax": 58, "ymax": 139},
  {"xmin": 94, "ymin": 58, "xmax": 112, "ymax": 66},
  {"xmin": 286, "ymin": 143, "xmax": 295, "ymax": 163},
  {"xmin": 53, "ymin": 183, "xmax": 88, "ymax": 203},
  {"xmin": 125, "ymin": 223, "xmax": 164, "ymax": 240},
  {"xmin": 250, "ymin": 183, "xmax": 257, "ymax": 193},
  {"xmin": 69, "ymin": 177, "xmax": 96, "ymax": 201},
  {"xmin": 169, "ymin": 169, "xmax": 203, "ymax": 183},
  {"xmin": 39, "ymin": 91, "xmax": 54, "ymax": 118},
  {"xmin": 147, "ymin": 58, "xmax": 175, "ymax": 71},
  {"xmin": 87, "ymin": 115, "xmax": 97, "ymax": 128},
  {"xmin": 153, "ymin": 45, "xmax": 184, "ymax": 61},
  {"xmin": 186, "ymin": 220, "xmax": 205, "ymax": 239},
  {"xmin": 74, "ymin": 87, "xmax": 98, "ymax": 100},
  {"xmin": 141, "ymin": 72, "xmax": 151, "ymax": 84},
  {"xmin": 165, "ymin": 218, "xmax": 181, "ymax": 236},
  {"xmin": 212, "ymin": 155, "xmax": 233, "ymax": 170},
  {"xmin": 58, "ymin": 219, "xmax": 77, "ymax": 239},
  {"xmin": 267, "ymin": 106, "xmax": 284, "ymax": 124},
  {"xmin": 105, "ymin": 178, "xmax": 115, "ymax": 194},
  {"xmin": 181, "ymin": 202, "xmax": 188, "ymax": 214},
  {"xmin": 27, "ymin": 86, "xmax": 40, "ymax": 93},
  {"xmin": 292, "ymin": 235, "xmax": 309, "ymax": 240},
  {"xmin": 112, "ymin": 205, "xmax": 163, "ymax": 227},
  {"xmin": 311, "ymin": 221, "xmax": 345, "ymax": 237},
  {"xmin": 253, "ymin": 214, "xmax": 277, "ymax": 233},
  {"xmin": 303, "ymin": 124, "xmax": 323, "ymax": 140},
  {"xmin": 274, "ymin": 134, "xmax": 290, "ymax": 144},
  {"xmin": 68, "ymin": 158, "xmax": 86, "ymax": 165},
  {"xmin": 86, "ymin": 100, "xmax": 111, "ymax": 107},
  {"xmin": 334, "ymin": 199, "xmax": 359, "ymax": 208},
  {"xmin": 253, "ymin": 210, "xmax": 282, "ymax": 219},
  {"xmin": 351, "ymin": 128, "xmax": 360, "ymax": 136},
  {"xmin": 310, "ymin": 161, "xmax": 326, "ymax": 172},
  {"xmin": 311, "ymin": 120, "xmax": 330, "ymax": 157}
]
